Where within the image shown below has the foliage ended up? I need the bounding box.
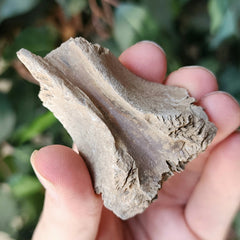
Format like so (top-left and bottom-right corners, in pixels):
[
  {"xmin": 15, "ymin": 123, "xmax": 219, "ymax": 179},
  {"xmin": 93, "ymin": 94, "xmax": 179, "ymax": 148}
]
[
  {"xmin": 113, "ymin": 3, "xmax": 159, "ymax": 51},
  {"xmin": 55, "ymin": 0, "xmax": 87, "ymax": 17},
  {"xmin": 0, "ymin": 93, "xmax": 15, "ymax": 142},
  {"xmin": 0, "ymin": 0, "xmax": 40, "ymax": 23},
  {"xmin": 0, "ymin": 0, "xmax": 239, "ymax": 239}
]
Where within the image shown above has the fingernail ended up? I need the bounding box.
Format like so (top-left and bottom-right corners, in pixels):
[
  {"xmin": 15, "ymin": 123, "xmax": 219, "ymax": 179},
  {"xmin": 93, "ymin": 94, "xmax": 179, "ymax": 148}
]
[
  {"xmin": 202, "ymin": 91, "xmax": 240, "ymax": 106},
  {"xmin": 72, "ymin": 143, "xmax": 79, "ymax": 154},
  {"xmin": 179, "ymin": 66, "xmax": 216, "ymax": 78},
  {"xmin": 139, "ymin": 40, "xmax": 166, "ymax": 55},
  {"xmin": 30, "ymin": 150, "xmax": 58, "ymax": 200}
]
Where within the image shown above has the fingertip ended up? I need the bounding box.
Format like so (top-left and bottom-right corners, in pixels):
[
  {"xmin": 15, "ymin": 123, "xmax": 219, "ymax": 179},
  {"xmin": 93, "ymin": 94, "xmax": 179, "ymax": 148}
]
[
  {"xmin": 213, "ymin": 131, "xmax": 240, "ymax": 165},
  {"xmin": 199, "ymin": 92, "xmax": 240, "ymax": 145},
  {"xmin": 31, "ymin": 145, "xmax": 96, "ymax": 200},
  {"xmin": 119, "ymin": 41, "xmax": 167, "ymax": 83},
  {"xmin": 185, "ymin": 131, "xmax": 240, "ymax": 239},
  {"xmin": 166, "ymin": 66, "xmax": 218, "ymax": 100},
  {"xmin": 31, "ymin": 145, "xmax": 103, "ymax": 239}
]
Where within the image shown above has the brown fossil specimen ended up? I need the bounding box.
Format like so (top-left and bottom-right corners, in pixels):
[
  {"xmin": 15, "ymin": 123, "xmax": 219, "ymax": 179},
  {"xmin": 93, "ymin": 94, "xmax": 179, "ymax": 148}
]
[{"xmin": 17, "ymin": 37, "xmax": 217, "ymax": 220}]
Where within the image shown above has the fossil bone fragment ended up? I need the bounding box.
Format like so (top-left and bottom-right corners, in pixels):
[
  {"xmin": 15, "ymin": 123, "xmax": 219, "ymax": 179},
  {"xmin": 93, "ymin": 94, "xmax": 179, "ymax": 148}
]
[{"xmin": 17, "ymin": 37, "xmax": 217, "ymax": 220}]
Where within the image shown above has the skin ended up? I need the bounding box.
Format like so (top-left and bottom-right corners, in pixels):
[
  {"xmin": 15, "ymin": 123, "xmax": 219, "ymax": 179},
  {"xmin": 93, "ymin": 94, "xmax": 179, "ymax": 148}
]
[{"xmin": 30, "ymin": 41, "xmax": 240, "ymax": 240}]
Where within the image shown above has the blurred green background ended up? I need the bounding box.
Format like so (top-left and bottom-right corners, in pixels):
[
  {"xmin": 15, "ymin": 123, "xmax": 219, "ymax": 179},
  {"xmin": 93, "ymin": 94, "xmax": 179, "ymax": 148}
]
[{"xmin": 0, "ymin": 0, "xmax": 239, "ymax": 239}]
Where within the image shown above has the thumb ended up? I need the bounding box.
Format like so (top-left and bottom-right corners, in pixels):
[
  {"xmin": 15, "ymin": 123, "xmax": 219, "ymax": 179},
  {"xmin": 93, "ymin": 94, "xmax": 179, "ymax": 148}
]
[{"xmin": 30, "ymin": 145, "xmax": 102, "ymax": 240}]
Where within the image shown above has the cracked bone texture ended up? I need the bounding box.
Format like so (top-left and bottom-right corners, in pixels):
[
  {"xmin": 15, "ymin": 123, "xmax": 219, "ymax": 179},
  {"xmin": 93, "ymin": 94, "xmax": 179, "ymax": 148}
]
[{"xmin": 17, "ymin": 37, "xmax": 217, "ymax": 220}]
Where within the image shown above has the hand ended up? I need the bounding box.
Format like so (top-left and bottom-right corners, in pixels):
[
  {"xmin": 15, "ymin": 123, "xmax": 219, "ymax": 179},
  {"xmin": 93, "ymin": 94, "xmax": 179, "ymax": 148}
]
[{"xmin": 30, "ymin": 42, "xmax": 240, "ymax": 240}]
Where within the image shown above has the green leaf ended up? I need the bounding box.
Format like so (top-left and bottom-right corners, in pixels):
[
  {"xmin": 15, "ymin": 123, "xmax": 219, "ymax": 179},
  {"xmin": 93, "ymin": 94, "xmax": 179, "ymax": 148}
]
[
  {"xmin": 100, "ymin": 38, "xmax": 121, "ymax": 57},
  {"xmin": 208, "ymin": 0, "xmax": 228, "ymax": 34},
  {"xmin": 142, "ymin": 0, "xmax": 173, "ymax": 29},
  {"xmin": 208, "ymin": 0, "xmax": 240, "ymax": 48},
  {"xmin": 8, "ymin": 80, "xmax": 41, "ymax": 126},
  {"xmin": 0, "ymin": 232, "xmax": 15, "ymax": 240},
  {"xmin": 0, "ymin": 184, "xmax": 20, "ymax": 235},
  {"xmin": 113, "ymin": 3, "xmax": 159, "ymax": 51},
  {"xmin": 218, "ymin": 65, "xmax": 240, "ymax": 103},
  {"xmin": 198, "ymin": 57, "xmax": 220, "ymax": 75},
  {"xmin": 12, "ymin": 145, "xmax": 35, "ymax": 174},
  {"xmin": 19, "ymin": 195, "xmax": 43, "ymax": 225},
  {"xmin": 56, "ymin": 0, "xmax": 87, "ymax": 17},
  {"xmin": 0, "ymin": 0, "xmax": 40, "ymax": 23},
  {"xmin": 171, "ymin": 0, "xmax": 191, "ymax": 18},
  {"xmin": 210, "ymin": 9, "xmax": 237, "ymax": 48},
  {"xmin": 233, "ymin": 211, "xmax": 240, "ymax": 238},
  {"xmin": 13, "ymin": 111, "xmax": 57, "ymax": 144},
  {"xmin": 3, "ymin": 25, "xmax": 59, "ymax": 61},
  {"xmin": 0, "ymin": 93, "xmax": 16, "ymax": 143},
  {"xmin": 9, "ymin": 174, "xmax": 42, "ymax": 199}
]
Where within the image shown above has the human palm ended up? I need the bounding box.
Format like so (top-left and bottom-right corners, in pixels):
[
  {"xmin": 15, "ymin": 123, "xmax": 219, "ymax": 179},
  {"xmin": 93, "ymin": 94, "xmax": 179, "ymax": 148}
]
[{"xmin": 31, "ymin": 42, "xmax": 240, "ymax": 240}]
